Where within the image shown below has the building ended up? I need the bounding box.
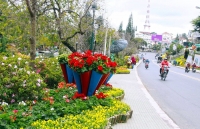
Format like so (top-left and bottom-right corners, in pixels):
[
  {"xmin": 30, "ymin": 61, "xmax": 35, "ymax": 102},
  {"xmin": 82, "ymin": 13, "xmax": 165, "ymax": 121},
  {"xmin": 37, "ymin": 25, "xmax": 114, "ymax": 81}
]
[{"xmin": 162, "ymin": 32, "xmax": 173, "ymax": 44}]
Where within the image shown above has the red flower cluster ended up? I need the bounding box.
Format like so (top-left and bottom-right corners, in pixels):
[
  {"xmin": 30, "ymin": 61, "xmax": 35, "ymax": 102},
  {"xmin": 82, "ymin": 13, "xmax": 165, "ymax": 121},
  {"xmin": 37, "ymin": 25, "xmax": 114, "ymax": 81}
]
[
  {"xmin": 72, "ymin": 92, "xmax": 88, "ymax": 100},
  {"xmin": 57, "ymin": 82, "xmax": 76, "ymax": 89},
  {"xmin": 95, "ymin": 92, "xmax": 108, "ymax": 99},
  {"xmin": 67, "ymin": 50, "xmax": 118, "ymax": 74},
  {"xmin": 105, "ymin": 83, "xmax": 113, "ymax": 89}
]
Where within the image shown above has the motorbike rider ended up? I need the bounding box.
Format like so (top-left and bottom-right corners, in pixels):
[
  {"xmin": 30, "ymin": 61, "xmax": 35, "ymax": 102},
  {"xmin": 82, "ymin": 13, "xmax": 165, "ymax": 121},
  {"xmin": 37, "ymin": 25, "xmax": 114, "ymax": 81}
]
[
  {"xmin": 192, "ymin": 62, "xmax": 196, "ymax": 68},
  {"xmin": 192, "ymin": 62, "xmax": 196, "ymax": 71},
  {"xmin": 145, "ymin": 59, "xmax": 150, "ymax": 64},
  {"xmin": 159, "ymin": 58, "xmax": 169, "ymax": 75},
  {"xmin": 185, "ymin": 62, "xmax": 191, "ymax": 71}
]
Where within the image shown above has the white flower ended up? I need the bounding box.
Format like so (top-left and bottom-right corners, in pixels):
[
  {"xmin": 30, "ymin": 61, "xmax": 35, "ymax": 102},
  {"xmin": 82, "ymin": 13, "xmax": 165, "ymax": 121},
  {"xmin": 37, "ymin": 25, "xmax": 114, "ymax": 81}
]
[
  {"xmin": 14, "ymin": 65, "xmax": 18, "ymax": 69},
  {"xmin": 32, "ymin": 71, "xmax": 35, "ymax": 73},
  {"xmin": 19, "ymin": 101, "xmax": 26, "ymax": 106},
  {"xmin": 1, "ymin": 102, "xmax": 8, "ymax": 106},
  {"xmin": 33, "ymin": 100, "xmax": 36, "ymax": 104},
  {"xmin": 63, "ymin": 95, "xmax": 67, "ymax": 99},
  {"xmin": 25, "ymin": 61, "xmax": 28, "ymax": 64},
  {"xmin": 36, "ymin": 83, "xmax": 41, "ymax": 87},
  {"xmin": 27, "ymin": 71, "xmax": 30, "ymax": 74},
  {"xmin": 13, "ymin": 55, "xmax": 15, "ymax": 57},
  {"xmin": 19, "ymin": 68, "xmax": 23, "ymax": 71},
  {"xmin": 18, "ymin": 57, "xmax": 22, "ymax": 60},
  {"xmin": 2, "ymin": 63, "xmax": 5, "ymax": 65},
  {"xmin": 3, "ymin": 56, "xmax": 7, "ymax": 60},
  {"xmin": 23, "ymin": 80, "xmax": 26, "ymax": 83},
  {"xmin": 37, "ymin": 79, "xmax": 42, "ymax": 83},
  {"xmin": 8, "ymin": 64, "xmax": 12, "ymax": 67},
  {"xmin": 51, "ymin": 108, "xmax": 54, "ymax": 111}
]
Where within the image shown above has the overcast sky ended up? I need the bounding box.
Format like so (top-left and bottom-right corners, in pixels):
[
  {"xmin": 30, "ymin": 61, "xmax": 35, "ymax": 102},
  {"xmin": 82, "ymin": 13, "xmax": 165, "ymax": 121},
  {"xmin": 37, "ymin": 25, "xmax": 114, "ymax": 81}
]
[{"xmin": 103, "ymin": 0, "xmax": 200, "ymax": 37}]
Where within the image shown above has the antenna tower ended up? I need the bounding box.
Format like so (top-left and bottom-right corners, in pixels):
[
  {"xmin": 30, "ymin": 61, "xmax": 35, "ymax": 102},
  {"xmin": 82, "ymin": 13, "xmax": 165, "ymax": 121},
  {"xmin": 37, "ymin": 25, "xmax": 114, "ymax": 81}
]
[{"xmin": 144, "ymin": 0, "xmax": 150, "ymax": 31}]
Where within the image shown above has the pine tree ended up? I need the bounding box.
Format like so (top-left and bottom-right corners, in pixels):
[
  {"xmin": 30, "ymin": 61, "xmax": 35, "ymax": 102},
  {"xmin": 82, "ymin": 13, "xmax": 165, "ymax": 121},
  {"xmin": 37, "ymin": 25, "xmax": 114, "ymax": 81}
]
[
  {"xmin": 175, "ymin": 34, "xmax": 179, "ymax": 42},
  {"xmin": 126, "ymin": 13, "xmax": 135, "ymax": 40},
  {"xmin": 118, "ymin": 22, "xmax": 123, "ymax": 39},
  {"xmin": 118, "ymin": 22, "xmax": 123, "ymax": 32}
]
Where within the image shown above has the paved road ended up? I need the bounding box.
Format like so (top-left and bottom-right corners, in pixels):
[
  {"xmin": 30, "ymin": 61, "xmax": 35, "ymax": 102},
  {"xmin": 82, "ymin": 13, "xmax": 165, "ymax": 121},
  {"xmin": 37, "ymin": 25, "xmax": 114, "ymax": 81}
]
[{"xmin": 137, "ymin": 52, "xmax": 200, "ymax": 129}]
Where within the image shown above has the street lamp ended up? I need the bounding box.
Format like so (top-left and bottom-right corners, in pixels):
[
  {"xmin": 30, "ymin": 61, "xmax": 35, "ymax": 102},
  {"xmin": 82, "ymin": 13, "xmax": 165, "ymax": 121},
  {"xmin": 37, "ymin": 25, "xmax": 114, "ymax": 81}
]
[{"xmin": 89, "ymin": 1, "xmax": 97, "ymax": 51}]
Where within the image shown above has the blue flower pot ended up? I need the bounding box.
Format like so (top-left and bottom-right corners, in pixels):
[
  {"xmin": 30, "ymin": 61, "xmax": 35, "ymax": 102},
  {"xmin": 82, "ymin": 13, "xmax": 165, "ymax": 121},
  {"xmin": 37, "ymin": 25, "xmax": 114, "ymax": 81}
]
[
  {"xmin": 104, "ymin": 73, "xmax": 113, "ymax": 84},
  {"xmin": 87, "ymin": 71, "xmax": 103, "ymax": 96},
  {"xmin": 72, "ymin": 71, "xmax": 82, "ymax": 93},
  {"xmin": 66, "ymin": 64, "xmax": 74, "ymax": 83}
]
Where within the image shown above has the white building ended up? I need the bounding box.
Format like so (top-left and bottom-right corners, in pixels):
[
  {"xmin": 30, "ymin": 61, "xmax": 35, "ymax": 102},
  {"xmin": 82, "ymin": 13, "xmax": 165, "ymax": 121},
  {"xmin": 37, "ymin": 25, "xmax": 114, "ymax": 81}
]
[
  {"xmin": 135, "ymin": 31, "xmax": 152, "ymax": 48},
  {"xmin": 161, "ymin": 32, "xmax": 173, "ymax": 44}
]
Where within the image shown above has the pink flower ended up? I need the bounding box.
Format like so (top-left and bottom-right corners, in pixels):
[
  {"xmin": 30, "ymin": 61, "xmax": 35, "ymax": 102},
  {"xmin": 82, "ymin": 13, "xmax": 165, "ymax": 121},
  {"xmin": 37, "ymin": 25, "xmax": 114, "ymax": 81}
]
[
  {"xmin": 66, "ymin": 99, "xmax": 70, "ymax": 103},
  {"xmin": 36, "ymin": 69, "xmax": 41, "ymax": 73},
  {"xmin": 13, "ymin": 109, "xmax": 18, "ymax": 114}
]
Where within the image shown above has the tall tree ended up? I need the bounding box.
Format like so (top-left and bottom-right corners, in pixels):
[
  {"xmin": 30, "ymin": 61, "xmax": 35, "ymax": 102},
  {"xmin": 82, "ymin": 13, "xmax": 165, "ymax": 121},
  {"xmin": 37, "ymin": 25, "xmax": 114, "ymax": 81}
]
[
  {"xmin": 175, "ymin": 34, "xmax": 179, "ymax": 42},
  {"xmin": 125, "ymin": 13, "xmax": 135, "ymax": 40},
  {"xmin": 25, "ymin": 0, "xmax": 37, "ymax": 62},
  {"xmin": 118, "ymin": 21, "xmax": 123, "ymax": 39},
  {"xmin": 191, "ymin": 16, "xmax": 200, "ymax": 33}
]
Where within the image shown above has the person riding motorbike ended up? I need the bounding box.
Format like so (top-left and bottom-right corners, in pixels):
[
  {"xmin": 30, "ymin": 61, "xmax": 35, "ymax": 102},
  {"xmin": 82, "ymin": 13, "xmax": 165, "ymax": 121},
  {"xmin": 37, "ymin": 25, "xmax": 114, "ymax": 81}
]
[
  {"xmin": 143, "ymin": 57, "xmax": 146, "ymax": 63},
  {"xmin": 192, "ymin": 63, "xmax": 196, "ymax": 68},
  {"xmin": 145, "ymin": 59, "xmax": 150, "ymax": 64},
  {"xmin": 159, "ymin": 58, "xmax": 169, "ymax": 76},
  {"xmin": 192, "ymin": 63, "xmax": 197, "ymax": 72},
  {"xmin": 185, "ymin": 62, "xmax": 191, "ymax": 72}
]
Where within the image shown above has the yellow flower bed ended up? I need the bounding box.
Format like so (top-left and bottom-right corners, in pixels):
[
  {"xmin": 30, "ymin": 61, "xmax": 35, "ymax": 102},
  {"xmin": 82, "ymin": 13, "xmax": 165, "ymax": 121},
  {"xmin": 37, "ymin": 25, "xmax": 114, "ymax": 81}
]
[
  {"xmin": 31, "ymin": 100, "xmax": 130, "ymax": 129},
  {"xmin": 104, "ymin": 88, "xmax": 124, "ymax": 98},
  {"xmin": 175, "ymin": 56, "xmax": 186, "ymax": 67},
  {"xmin": 116, "ymin": 66, "xmax": 130, "ymax": 74}
]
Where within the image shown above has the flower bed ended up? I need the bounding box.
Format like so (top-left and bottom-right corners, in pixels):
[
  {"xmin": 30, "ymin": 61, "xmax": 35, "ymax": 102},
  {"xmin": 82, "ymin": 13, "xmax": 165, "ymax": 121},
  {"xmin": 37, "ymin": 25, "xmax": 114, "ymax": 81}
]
[
  {"xmin": 116, "ymin": 66, "xmax": 130, "ymax": 74},
  {"xmin": 0, "ymin": 53, "xmax": 133, "ymax": 129}
]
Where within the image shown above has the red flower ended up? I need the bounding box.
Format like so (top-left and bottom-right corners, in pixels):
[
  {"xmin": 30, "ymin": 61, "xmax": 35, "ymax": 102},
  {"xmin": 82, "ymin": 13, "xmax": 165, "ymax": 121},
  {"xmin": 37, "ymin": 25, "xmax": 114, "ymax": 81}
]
[
  {"xmin": 95, "ymin": 92, "xmax": 108, "ymax": 99},
  {"xmin": 13, "ymin": 109, "xmax": 18, "ymax": 114},
  {"xmin": 72, "ymin": 92, "xmax": 87, "ymax": 100},
  {"xmin": 98, "ymin": 65, "xmax": 103, "ymax": 71},
  {"xmin": 105, "ymin": 83, "xmax": 113, "ymax": 89}
]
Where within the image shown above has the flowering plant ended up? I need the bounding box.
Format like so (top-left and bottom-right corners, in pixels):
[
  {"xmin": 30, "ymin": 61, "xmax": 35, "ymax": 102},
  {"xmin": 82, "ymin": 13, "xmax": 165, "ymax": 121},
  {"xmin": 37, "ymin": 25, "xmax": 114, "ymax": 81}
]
[
  {"xmin": 67, "ymin": 50, "xmax": 95, "ymax": 73},
  {"xmin": 68, "ymin": 50, "xmax": 118, "ymax": 74},
  {"xmin": 58, "ymin": 53, "xmax": 69, "ymax": 64}
]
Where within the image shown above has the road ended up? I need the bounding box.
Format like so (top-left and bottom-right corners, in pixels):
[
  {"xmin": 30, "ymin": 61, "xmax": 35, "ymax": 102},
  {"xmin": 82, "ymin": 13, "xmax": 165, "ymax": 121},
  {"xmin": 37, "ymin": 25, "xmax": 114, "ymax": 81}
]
[{"xmin": 137, "ymin": 52, "xmax": 200, "ymax": 129}]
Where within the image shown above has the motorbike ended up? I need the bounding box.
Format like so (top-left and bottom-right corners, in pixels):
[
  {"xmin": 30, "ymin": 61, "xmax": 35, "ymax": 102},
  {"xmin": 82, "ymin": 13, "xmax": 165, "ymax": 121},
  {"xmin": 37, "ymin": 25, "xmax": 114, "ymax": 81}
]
[
  {"xmin": 145, "ymin": 62, "xmax": 149, "ymax": 69},
  {"xmin": 185, "ymin": 67, "xmax": 190, "ymax": 73},
  {"xmin": 157, "ymin": 56, "xmax": 162, "ymax": 63},
  {"xmin": 160, "ymin": 65, "xmax": 169, "ymax": 81},
  {"xmin": 192, "ymin": 67, "xmax": 196, "ymax": 73}
]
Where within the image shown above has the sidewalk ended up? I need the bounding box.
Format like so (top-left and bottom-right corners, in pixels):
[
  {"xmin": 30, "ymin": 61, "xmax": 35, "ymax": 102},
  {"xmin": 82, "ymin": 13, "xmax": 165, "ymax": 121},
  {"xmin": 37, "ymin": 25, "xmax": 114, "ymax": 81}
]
[{"xmin": 109, "ymin": 61, "xmax": 180, "ymax": 129}]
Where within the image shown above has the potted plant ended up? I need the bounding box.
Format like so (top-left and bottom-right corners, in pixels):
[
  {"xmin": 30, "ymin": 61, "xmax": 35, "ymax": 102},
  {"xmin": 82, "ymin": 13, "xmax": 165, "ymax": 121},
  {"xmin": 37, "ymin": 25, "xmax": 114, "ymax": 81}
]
[{"xmin": 67, "ymin": 50, "xmax": 117, "ymax": 96}]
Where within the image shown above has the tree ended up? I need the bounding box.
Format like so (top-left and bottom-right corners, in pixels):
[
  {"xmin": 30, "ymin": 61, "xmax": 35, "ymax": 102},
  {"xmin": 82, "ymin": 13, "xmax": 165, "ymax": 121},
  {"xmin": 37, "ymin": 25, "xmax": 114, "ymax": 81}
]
[
  {"xmin": 191, "ymin": 16, "xmax": 200, "ymax": 33},
  {"xmin": 182, "ymin": 33, "xmax": 188, "ymax": 41},
  {"xmin": 118, "ymin": 21, "xmax": 123, "ymax": 38},
  {"xmin": 174, "ymin": 34, "xmax": 179, "ymax": 42},
  {"xmin": 125, "ymin": 13, "xmax": 135, "ymax": 41},
  {"xmin": 118, "ymin": 22, "xmax": 123, "ymax": 32}
]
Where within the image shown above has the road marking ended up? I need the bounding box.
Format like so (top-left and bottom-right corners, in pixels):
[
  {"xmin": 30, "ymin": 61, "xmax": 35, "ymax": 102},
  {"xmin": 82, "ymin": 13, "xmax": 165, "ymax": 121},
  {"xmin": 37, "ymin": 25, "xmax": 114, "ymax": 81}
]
[
  {"xmin": 152, "ymin": 60, "xmax": 200, "ymax": 82},
  {"xmin": 170, "ymin": 70, "xmax": 200, "ymax": 82}
]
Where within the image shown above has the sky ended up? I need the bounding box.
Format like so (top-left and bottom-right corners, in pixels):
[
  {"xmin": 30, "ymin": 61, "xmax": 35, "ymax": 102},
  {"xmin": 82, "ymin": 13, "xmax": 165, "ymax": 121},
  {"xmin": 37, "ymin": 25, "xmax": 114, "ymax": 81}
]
[{"xmin": 103, "ymin": 0, "xmax": 200, "ymax": 37}]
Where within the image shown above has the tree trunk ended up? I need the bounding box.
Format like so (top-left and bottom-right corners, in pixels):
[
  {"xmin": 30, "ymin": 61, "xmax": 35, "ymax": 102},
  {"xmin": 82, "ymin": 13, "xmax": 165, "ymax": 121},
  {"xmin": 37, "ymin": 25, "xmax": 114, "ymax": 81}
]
[
  {"xmin": 30, "ymin": 15, "xmax": 36, "ymax": 61},
  {"xmin": 26, "ymin": 0, "xmax": 37, "ymax": 67}
]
